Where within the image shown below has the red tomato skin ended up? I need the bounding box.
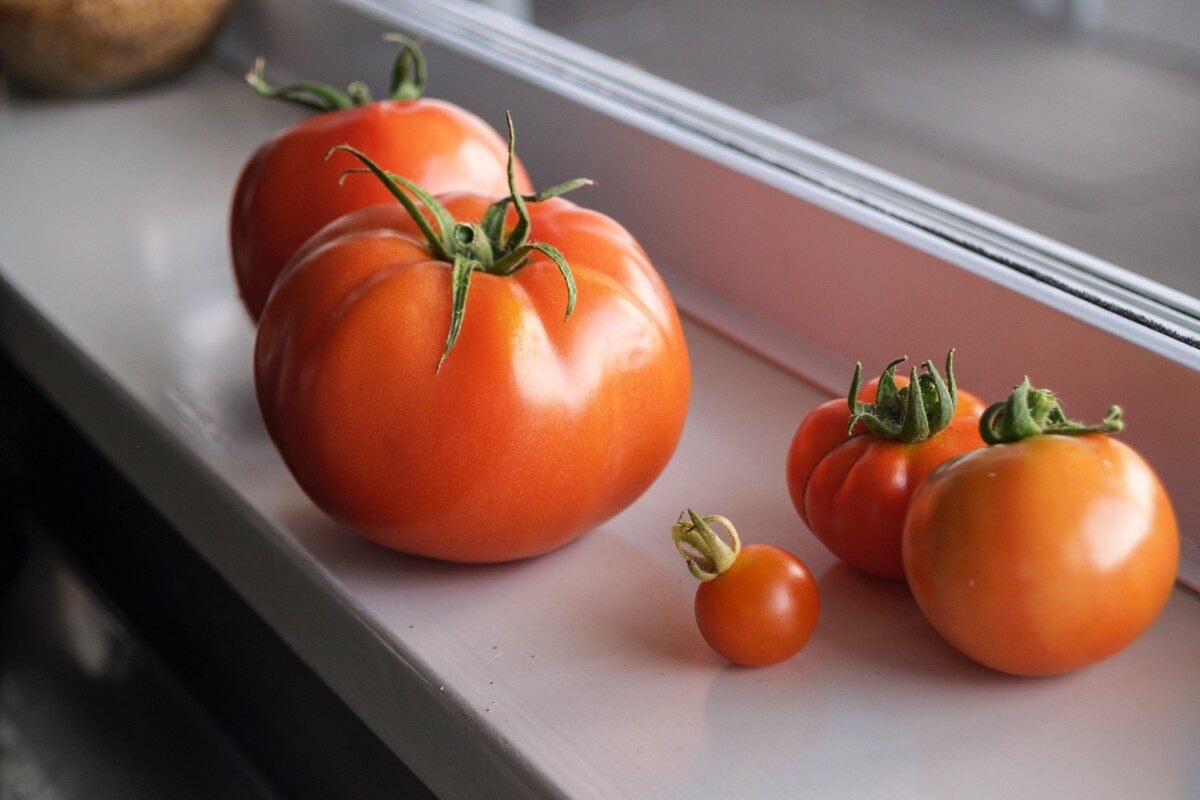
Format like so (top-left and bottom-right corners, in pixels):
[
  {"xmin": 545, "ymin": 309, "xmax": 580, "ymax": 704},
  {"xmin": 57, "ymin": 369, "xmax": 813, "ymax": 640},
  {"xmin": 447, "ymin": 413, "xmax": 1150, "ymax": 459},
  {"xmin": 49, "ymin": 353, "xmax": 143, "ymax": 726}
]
[
  {"xmin": 903, "ymin": 434, "xmax": 1179, "ymax": 676},
  {"xmin": 255, "ymin": 195, "xmax": 690, "ymax": 563},
  {"xmin": 786, "ymin": 379, "xmax": 988, "ymax": 580},
  {"xmin": 785, "ymin": 378, "xmax": 887, "ymax": 531},
  {"xmin": 231, "ymin": 99, "xmax": 532, "ymax": 321},
  {"xmin": 694, "ymin": 545, "xmax": 820, "ymax": 667}
]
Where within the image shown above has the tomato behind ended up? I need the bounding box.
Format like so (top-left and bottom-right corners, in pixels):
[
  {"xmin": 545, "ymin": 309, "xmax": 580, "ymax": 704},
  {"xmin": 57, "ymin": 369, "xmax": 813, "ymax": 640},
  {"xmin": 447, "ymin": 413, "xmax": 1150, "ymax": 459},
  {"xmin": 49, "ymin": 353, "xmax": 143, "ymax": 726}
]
[{"xmin": 231, "ymin": 99, "xmax": 531, "ymax": 321}]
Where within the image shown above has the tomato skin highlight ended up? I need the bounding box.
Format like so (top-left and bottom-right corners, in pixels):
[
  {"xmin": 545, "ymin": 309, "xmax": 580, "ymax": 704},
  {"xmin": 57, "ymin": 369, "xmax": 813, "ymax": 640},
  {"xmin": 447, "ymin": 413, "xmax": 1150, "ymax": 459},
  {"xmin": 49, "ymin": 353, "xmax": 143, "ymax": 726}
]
[
  {"xmin": 255, "ymin": 194, "xmax": 690, "ymax": 563},
  {"xmin": 902, "ymin": 434, "xmax": 1179, "ymax": 676},
  {"xmin": 694, "ymin": 545, "xmax": 821, "ymax": 667},
  {"xmin": 786, "ymin": 375, "xmax": 988, "ymax": 580},
  {"xmin": 231, "ymin": 99, "xmax": 531, "ymax": 321}
]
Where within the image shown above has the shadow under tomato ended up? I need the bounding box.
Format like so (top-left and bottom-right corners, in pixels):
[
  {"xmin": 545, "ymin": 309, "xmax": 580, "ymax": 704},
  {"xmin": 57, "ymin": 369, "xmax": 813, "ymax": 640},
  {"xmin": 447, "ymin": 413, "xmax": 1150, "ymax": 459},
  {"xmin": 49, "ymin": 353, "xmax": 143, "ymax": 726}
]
[
  {"xmin": 280, "ymin": 507, "xmax": 709, "ymax": 660},
  {"xmin": 535, "ymin": 521, "xmax": 720, "ymax": 670},
  {"xmin": 283, "ymin": 502, "xmax": 549, "ymax": 584},
  {"xmin": 810, "ymin": 561, "xmax": 1007, "ymax": 684}
]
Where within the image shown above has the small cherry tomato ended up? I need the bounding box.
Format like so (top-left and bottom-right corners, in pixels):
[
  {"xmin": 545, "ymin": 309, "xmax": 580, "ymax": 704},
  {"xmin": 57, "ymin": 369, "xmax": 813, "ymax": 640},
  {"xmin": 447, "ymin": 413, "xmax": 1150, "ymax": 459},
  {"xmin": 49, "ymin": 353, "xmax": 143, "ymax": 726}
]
[
  {"xmin": 230, "ymin": 35, "xmax": 532, "ymax": 321},
  {"xmin": 786, "ymin": 351, "xmax": 987, "ymax": 579},
  {"xmin": 672, "ymin": 511, "xmax": 820, "ymax": 666},
  {"xmin": 903, "ymin": 380, "xmax": 1180, "ymax": 676}
]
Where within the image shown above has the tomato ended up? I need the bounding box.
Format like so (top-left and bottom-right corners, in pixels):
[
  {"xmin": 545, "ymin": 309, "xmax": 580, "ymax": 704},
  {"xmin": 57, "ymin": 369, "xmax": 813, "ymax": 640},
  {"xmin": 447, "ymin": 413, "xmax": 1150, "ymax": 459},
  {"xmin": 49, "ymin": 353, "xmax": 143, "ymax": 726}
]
[
  {"xmin": 230, "ymin": 36, "xmax": 532, "ymax": 321},
  {"xmin": 785, "ymin": 352, "xmax": 987, "ymax": 579},
  {"xmin": 903, "ymin": 380, "xmax": 1179, "ymax": 676},
  {"xmin": 671, "ymin": 511, "xmax": 820, "ymax": 666},
  {"xmin": 255, "ymin": 140, "xmax": 690, "ymax": 563}
]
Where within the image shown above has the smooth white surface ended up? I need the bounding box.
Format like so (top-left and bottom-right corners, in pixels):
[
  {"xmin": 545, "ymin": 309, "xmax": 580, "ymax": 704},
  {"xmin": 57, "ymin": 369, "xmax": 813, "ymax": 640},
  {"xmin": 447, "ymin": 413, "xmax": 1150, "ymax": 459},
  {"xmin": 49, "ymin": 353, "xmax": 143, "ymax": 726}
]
[{"xmin": 2, "ymin": 61, "xmax": 1199, "ymax": 799}]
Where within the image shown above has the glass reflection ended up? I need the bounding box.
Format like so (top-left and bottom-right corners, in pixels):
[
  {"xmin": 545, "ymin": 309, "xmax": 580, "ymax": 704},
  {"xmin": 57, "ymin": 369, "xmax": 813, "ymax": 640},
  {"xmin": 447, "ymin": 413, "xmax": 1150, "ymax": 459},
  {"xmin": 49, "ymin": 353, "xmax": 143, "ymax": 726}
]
[{"xmin": 478, "ymin": 0, "xmax": 1200, "ymax": 303}]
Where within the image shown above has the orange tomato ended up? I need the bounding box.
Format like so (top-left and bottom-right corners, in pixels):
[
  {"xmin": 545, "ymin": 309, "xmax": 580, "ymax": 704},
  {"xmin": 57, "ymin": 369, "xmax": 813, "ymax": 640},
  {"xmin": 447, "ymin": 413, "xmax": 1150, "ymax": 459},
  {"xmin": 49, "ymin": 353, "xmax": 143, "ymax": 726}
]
[
  {"xmin": 903, "ymin": 382, "xmax": 1179, "ymax": 676},
  {"xmin": 673, "ymin": 512, "xmax": 820, "ymax": 666}
]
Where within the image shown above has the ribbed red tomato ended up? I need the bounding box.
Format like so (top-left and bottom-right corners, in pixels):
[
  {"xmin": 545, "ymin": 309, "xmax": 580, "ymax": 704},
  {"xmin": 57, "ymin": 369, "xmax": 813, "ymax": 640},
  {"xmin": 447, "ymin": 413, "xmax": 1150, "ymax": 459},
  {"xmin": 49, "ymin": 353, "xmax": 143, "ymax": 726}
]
[
  {"xmin": 255, "ymin": 143, "xmax": 690, "ymax": 562},
  {"xmin": 786, "ymin": 353, "xmax": 987, "ymax": 579}
]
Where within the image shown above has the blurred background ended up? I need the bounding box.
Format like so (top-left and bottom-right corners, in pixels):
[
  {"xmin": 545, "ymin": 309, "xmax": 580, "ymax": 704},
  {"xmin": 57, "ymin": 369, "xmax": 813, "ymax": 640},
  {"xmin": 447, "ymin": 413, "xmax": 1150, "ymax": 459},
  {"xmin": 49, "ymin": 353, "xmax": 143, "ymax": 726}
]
[{"xmin": 475, "ymin": 0, "xmax": 1200, "ymax": 304}]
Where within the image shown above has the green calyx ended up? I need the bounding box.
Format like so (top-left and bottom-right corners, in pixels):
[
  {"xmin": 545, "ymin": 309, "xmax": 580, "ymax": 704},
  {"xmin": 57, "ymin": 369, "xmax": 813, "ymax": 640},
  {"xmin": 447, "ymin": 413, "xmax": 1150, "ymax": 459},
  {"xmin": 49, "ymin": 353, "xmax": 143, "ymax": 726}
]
[
  {"xmin": 330, "ymin": 113, "xmax": 593, "ymax": 371},
  {"xmin": 246, "ymin": 32, "xmax": 428, "ymax": 112},
  {"xmin": 980, "ymin": 377, "xmax": 1123, "ymax": 445},
  {"xmin": 671, "ymin": 510, "xmax": 741, "ymax": 582},
  {"xmin": 847, "ymin": 349, "xmax": 959, "ymax": 443}
]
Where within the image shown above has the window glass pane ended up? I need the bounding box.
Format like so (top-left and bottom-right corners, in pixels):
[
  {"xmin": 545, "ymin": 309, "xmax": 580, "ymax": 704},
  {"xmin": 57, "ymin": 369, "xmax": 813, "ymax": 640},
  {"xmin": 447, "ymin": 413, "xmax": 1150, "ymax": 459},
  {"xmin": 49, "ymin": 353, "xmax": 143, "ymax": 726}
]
[{"xmin": 479, "ymin": 0, "xmax": 1200, "ymax": 309}]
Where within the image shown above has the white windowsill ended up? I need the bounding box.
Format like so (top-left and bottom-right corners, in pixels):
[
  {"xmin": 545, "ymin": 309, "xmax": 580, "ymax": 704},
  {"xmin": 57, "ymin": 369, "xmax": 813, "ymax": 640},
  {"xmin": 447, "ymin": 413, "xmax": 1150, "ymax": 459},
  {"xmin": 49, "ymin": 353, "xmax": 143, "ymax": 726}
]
[{"xmin": 2, "ymin": 6, "xmax": 1198, "ymax": 797}]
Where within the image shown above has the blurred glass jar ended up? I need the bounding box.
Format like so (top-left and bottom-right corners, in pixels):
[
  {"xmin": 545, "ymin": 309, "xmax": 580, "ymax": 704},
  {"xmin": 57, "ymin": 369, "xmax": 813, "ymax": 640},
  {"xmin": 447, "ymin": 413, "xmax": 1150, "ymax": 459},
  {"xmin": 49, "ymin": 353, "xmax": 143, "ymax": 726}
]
[{"xmin": 0, "ymin": 0, "xmax": 233, "ymax": 95}]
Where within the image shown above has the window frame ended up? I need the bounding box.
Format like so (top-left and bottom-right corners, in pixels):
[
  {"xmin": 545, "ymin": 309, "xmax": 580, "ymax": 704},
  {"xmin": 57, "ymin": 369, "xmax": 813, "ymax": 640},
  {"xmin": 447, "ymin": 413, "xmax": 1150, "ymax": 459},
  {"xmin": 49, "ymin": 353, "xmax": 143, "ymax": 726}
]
[{"xmin": 219, "ymin": 0, "xmax": 1199, "ymax": 582}]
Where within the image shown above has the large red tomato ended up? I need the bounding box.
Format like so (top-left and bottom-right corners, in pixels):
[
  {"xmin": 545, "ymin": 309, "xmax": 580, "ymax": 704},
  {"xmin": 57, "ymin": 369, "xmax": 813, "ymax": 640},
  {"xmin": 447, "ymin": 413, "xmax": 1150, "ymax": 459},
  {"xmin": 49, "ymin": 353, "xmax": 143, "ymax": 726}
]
[
  {"xmin": 785, "ymin": 353, "xmax": 987, "ymax": 579},
  {"xmin": 903, "ymin": 380, "xmax": 1179, "ymax": 676},
  {"xmin": 230, "ymin": 37, "xmax": 531, "ymax": 321},
  {"xmin": 255, "ymin": 146, "xmax": 690, "ymax": 563}
]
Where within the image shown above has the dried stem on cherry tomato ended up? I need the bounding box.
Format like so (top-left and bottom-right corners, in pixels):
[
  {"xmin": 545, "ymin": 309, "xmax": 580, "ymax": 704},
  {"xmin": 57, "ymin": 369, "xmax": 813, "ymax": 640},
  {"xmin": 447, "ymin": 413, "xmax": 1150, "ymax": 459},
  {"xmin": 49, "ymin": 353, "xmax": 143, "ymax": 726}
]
[
  {"xmin": 671, "ymin": 510, "xmax": 741, "ymax": 582},
  {"xmin": 980, "ymin": 377, "xmax": 1123, "ymax": 445},
  {"xmin": 329, "ymin": 114, "xmax": 593, "ymax": 370},
  {"xmin": 847, "ymin": 349, "xmax": 958, "ymax": 442},
  {"xmin": 245, "ymin": 33, "xmax": 428, "ymax": 111}
]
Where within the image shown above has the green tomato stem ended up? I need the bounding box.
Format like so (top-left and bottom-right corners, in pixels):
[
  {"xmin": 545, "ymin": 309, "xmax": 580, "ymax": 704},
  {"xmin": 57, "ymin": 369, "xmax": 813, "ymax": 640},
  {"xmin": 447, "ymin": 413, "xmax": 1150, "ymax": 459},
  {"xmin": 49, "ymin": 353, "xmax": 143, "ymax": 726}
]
[
  {"xmin": 245, "ymin": 57, "xmax": 360, "ymax": 112},
  {"xmin": 980, "ymin": 377, "xmax": 1123, "ymax": 444},
  {"xmin": 671, "ymin": 510, "xmax": 741, "ymax": 582},
  {"xmin": 383, "ymin": 33, "xmax": 428, "ymax": 101},
  {"xmin": 246, "ymin": 34, "xmax": 430, "ymax": 113},
  {"xmin": 328, "ymin": 115, "xmax": 591, "ymax": 371},
  {"xmin": 847, "ymin": 349, "xmax": 959, "ymax": 443}
]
